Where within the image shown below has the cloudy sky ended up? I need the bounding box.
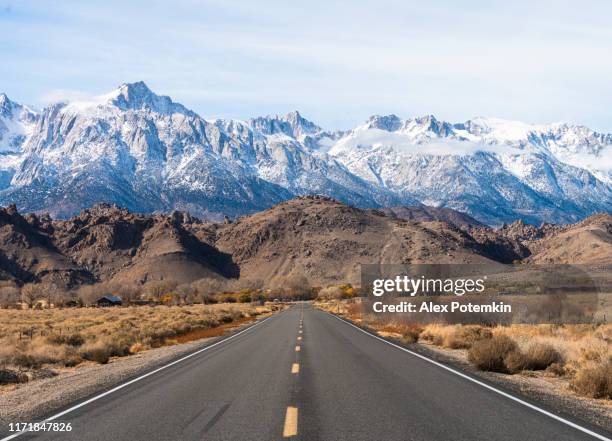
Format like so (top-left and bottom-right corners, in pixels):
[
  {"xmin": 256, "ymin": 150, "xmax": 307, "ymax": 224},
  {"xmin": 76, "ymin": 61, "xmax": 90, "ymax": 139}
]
[{"xmin": 1, "ymin": 0, "xmax": 611, "ymax": 131}]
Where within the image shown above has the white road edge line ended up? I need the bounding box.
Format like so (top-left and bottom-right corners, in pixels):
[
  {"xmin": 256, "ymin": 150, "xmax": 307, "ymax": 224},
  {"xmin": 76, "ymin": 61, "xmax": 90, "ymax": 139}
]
[
  {"xmin": 1, "ymin": 314, "xmax": 277, "ymax": 441},
  {"xmin": 329, "ymin": 313, "xmax": 611, "ymax": 441}
]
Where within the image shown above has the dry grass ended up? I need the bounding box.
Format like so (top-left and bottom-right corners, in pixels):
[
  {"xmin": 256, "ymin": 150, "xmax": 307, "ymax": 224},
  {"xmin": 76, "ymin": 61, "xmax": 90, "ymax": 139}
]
[
  {"xmin": 571, "ymin": 361, "xmax": 612, "ymax": 399},
  {"xmin": 467, "ymin": 335, "xmax": 518, "ymax": 373},
  {"xmin": 0, "ymin": 303, "xmax": 278, "ymax": 385},
  {"xmin": 421, "ymin": 324, "xmax": 492, "ymax": 349},
  {"xmin": 421, "ymin": 323, "xmax": 610, "ymax": 391}
]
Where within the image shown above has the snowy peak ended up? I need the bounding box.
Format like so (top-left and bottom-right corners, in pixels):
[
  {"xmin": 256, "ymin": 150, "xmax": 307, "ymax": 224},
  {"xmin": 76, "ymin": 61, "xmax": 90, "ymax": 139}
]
[
  {"xmin": 59, "ymin": 81, "xmax": 194, "ymax": 117},
  {"xmin": 363, "ymin": 114, "xmax": 454, "ymax": 138},
  {"xmin": 250, "ymin": 110, "xmax": 321, "ymax": 139},
  {"xmin": 0, "ymin": 94, "xmax": 38, "ymax": 155},
  {"xmin": 109, "ymin": 81, "xmax": 193, "ymax": 115},
  {"xmin": 0, "ymin": 93, "xmax": 27, "ymax": 119},
  {"xmin": 0, "ymin": 93, "xmax": 11, "ymax": 117},
  {"xmin": 405, "ymin": 114, "xmax": 454, "ymax": 137},
  {"xmin": 365, "ymin": 114, "xmax": 402, "ymax": 131},
  {"xmin": 0, "ymin": 83, "xmax": 609, "ymax": 226}
]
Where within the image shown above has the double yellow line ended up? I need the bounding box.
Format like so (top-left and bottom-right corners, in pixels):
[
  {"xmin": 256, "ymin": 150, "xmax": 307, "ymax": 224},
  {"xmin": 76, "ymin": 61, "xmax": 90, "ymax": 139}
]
[{"xmin": 283, "ymin": 310, "xmax": 304, "ymax": 437}]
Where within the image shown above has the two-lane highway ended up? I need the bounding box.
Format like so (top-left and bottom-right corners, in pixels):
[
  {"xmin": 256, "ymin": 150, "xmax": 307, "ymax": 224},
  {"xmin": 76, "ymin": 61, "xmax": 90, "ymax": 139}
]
[{"xmin": 2, "ymin": 304, "xmax": 610, "ymax": 441}]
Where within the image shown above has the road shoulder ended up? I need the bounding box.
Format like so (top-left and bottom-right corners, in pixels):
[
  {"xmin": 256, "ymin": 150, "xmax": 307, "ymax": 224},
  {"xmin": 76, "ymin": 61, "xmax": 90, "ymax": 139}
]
[
  {"xmin": 321, "ymin": 309, "xmax": 612, "ymax": 435},
  {"xmin": 0, "ymin": 312, "xmax": 277, "ymax": 429}
]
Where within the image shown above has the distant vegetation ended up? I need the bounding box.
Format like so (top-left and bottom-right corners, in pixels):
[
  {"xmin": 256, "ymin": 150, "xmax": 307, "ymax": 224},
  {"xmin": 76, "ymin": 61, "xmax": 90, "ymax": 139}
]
[
  {"xmin": 0, "ymin": 271, "xmax": 319, "ymax": 310},
  {"xmin": 0, "ymin": 303, "xmax": 280, "ymax": 387}
]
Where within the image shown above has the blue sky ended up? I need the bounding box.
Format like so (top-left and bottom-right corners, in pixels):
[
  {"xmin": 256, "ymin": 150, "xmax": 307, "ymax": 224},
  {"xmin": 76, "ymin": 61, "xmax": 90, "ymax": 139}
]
[{"xmin": 1, "ymin": 0, "xmax": 611, "ymax": 131}]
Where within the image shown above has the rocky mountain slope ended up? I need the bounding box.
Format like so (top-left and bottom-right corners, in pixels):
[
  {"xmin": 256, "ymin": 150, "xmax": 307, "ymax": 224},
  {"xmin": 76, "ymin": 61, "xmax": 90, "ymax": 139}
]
[
  {"xmin": 1, "ymin": 197, "xmax": 610, "ymax": 288},
  {"xmin": 0, "ymin": 82, "xmax": 610, "ymax": 225},
  {"xmin": 380, "ymin": 206, "xmax": 485, "ymax": 229}
]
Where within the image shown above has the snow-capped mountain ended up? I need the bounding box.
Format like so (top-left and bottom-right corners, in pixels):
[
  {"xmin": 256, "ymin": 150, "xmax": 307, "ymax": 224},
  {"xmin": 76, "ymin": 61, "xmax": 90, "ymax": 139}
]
[
  {"xmin": 326, "ymin": 114, "xmax": 611, "ymax": 225},
  {"xmin": 0, "ymin": 82, "xmax": 610, "ymax": 225},
  {"xmin": 0, "ymin": 93, "xmax": 38, "ymax": 189}
]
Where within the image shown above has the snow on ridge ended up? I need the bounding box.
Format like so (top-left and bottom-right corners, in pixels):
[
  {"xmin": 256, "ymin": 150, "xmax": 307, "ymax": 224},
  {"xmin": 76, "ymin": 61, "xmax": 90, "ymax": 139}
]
[{"xmin": 0, "ymin": 82, "xmax": 610, "ymax": 224}]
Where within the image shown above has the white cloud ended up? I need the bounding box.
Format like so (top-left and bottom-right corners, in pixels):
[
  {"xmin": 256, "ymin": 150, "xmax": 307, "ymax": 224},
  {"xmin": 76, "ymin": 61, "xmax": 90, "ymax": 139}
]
[
  {"xmin": 331, "ymin": 129, "xmax": 522, "ymax": 157},
  {"xmin": 39, "ymin": 89, "xmax": 97, "ymax": 105}
]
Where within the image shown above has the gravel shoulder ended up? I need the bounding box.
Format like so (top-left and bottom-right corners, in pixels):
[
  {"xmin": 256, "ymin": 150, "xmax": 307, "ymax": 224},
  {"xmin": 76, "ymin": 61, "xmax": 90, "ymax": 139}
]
[
  {"xmin": 0, "ymin": 315, "xmax": 271, "ymax": 427},
  {"xmin": 414, "ymin": 341, "xmax": 612, "ymax": 433}
]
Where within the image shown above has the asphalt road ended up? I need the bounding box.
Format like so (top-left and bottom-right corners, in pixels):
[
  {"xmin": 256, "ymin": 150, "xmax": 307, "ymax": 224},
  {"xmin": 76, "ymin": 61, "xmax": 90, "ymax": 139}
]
[{"xmin": 2, "ymin": 304, "xmax": 610, "ymax": 441}]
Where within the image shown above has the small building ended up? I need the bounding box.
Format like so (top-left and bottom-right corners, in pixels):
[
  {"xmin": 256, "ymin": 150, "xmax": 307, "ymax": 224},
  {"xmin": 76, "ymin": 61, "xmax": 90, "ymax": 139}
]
[{"xmin": 96, "ymin": 295, "xmax": 123, "ymax": 307}]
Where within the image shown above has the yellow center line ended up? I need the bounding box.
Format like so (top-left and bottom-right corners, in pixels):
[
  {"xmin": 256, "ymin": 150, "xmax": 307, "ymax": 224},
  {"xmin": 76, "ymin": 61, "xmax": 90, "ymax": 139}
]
[
  {"xmin": 295, "ymin": 345, "xmax": 301, "ymax": 352},
  {"xmin": 291, "ymin": 363, "xmax": 300, "ymax": 374},
  {"xmin": 283, "ymin": 406, "xmax": 298, "ymax": 437}
]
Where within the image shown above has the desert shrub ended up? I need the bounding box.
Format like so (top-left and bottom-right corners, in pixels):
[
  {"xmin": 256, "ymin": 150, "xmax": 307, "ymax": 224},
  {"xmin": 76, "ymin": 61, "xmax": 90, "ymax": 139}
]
[
  {"xmin": 444, "ymin": 325, "xmax": 493, "ymax": 349},
  {"xmin": 420, "ymin": 325, "xmax": 444, "ymax": 346},
  {"xmin": 129, "ymin": 342, "xmax": 147, "ymax": 354},
  {"xmin": 546, "ymin": 362, "xmax": 566, "ymax": 377},
  {"xmin": 222, "ymin": 296, "xmax": 237, "ymax": 304},
  {"xmin": 201, "ymin": 294, "xmax": 218, "ymax": 304},
  {"xmin": 468, "ymin": 335, "xmax": 517, "ymax": 373},
  {"xmin": 570, "ymin": 361, "xmax": 612, "ymax": 399},
  {"xmin": 523, "ymin": 343, "xmax": 562, "ymax": 370},
  {"xmin": 503, "ymin": 343, "xmax": 563, "ymax": 373},
  {"xmin": 402, "ymin": 325, "xmax": 423, "ymax": 344},
  {"xmin": 239, "ymin": 293, "xmax": 252, "ymax": 303},
  {"xmin": 48, "ymin": 333, "xmax": 84, "ymax": 347},
  {"xmin": 106, "ymin": 338, "xmax": 132, "ymax": 357},
  {"xmin": 420, "ymin": 325, "xmax": 492, "ymax": 349},
  {"xmin": 504, "ymin": 349, "xmax": 528, "ymax": 373},
  {"xmin": 220, "ymin": 314, "xmax": 234, "ymax": 324},
  {"xmin": 13, "ymin": 352, "xmax": 39, "ymax": 369},
  {"xmin": 10, "ymin": 341, "xmax": 66, "ymax": 369},
  {"xmin": 0, "ymin": 368, "xmax": 27, "ymax": 385},
  {"xmin": 0, "ymin": 303, "xmax": 274, "ymax": 372},
  {"xmin": 62, "ymin": 355, "xmax": 82, "ymax": 367},
  {"xmin": 79, "ymin": 341, "xmax": 111, "ymax": 364},
  {"xmin": 27, "ymin": 343, "xmax": 67, "ymax": 365},
  {"xmin": 0, "ymin": 345, "xmax": 13, "ymax": 367}
]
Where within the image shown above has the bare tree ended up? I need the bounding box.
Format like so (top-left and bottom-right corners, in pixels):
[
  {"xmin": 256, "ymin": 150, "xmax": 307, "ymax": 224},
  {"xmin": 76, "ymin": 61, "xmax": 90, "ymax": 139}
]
[
  {"xmin": 77, "ymin": 284, "xmax": 99, "ymax": 306},
  {"xmin": 317, "ymin": 286, "xmax": 344, "ymax": 301},
  {"xmin": 144, "ymin": 280, "xmax": 178, "ymax": 303},
  {"xmin": 42, "ymin": 283, "xmax": 59, "ymax": 308},
  {"xmin": 112, "ymin": 283, "xmax": 140, "ymax": 304},
  {"xmin": 0, "ymin": 285, "xmax": 20, "ymax": 308},
  {"xmin": 269, "ymin": 271, "xmax": 313, "ymax": 301},
  {"xmin": 21, "ymin": 283, "xmax": 44, "ymax": 308},
  {"xmin": 192, "ymin": 278, "xmax": 223, "ymax": 296},
  {"xmin": 176, "ymin": 284, "xmax": 196, "ymax": 305}
]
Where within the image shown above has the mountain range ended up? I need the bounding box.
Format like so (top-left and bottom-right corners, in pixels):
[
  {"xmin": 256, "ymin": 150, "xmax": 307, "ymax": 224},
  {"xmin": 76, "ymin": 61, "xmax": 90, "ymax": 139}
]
[
  {"xmin": 2, "ymin": 197, "xmax": 610, "ymax": 288},
  {"xmin": 1, "ymin": 82, "xmax": 610, "ymax": 225}
]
